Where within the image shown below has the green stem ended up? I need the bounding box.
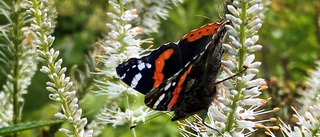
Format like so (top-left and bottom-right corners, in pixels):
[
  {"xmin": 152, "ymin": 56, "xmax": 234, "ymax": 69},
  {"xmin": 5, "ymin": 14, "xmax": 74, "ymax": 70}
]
[
  {"xmin": 12, "ymin": 0, "xmax": 22, "ymax": 127},
  {"xmin": 31, "ymin": 0, "xmax": 80, "ymax": 136},
  {"xmin": 225, "ymin": 0, "xmax": 247, "ymax": 133},
  {"xmin": 117, "ymin": 0, "xmax": 128, "ymax": 53},
  {"xmin": 50, "ymin": 62, "xmax": 79, "ymax": 136},
  {"xmin": 238, "ymin": 1, "xmax": 247, "ymax": 72},
  {"xmin": 124, "ymin": 95, "xmax": 137, "ymax": 137},
  {"xmin": 113, "ymin": 1, "xmax": 136, "ymax": 136}
]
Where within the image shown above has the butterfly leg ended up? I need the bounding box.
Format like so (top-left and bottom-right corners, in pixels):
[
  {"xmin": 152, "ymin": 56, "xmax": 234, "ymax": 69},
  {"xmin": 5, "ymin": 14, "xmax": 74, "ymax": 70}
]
[{"xmin": 215, "ymin": 65, "xmax": 248, "ymax": 85}]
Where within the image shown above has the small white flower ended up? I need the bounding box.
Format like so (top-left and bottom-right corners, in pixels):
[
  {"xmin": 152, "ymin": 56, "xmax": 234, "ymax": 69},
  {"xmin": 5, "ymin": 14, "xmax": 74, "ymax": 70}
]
[
  {"xmin": 246, "ymin": 78, "xmax": 266, "ymax": 88},
  {"xmin": 243, "ymin": 98, "xmax": 264, "ymax": 106},
  {"xmin": 121, "ymin": 9, "xmax": 138, "ymax": 21},
  {"xmin": 227, "ymin": 5, "xmax": 240, "ymax": 17}
]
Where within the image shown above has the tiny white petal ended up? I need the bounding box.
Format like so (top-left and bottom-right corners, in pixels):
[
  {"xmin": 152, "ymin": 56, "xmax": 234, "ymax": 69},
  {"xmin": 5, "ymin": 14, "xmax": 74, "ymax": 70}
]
[
  {"xmin": 222, "ymin": 60, "xmax": 236, "ymax": 70},
  {"xmin": 65, "ymin": 82, "xmax": 73, "ymax": 91},
  {"xmin": 243, "ymin": 74, "xmax": 256, "ymax": 82},
  {"xmin": 251, "ymin": 35, "xmax": 259, "ymax": 44},
  {"xmin": 46, "ymin": 87, "xmax": 57, "ymax": 93},
  {"xmin": 68, "ymin": 117, "xmax": 73, "ymax": 122},
  {"xmin": 40, "ymin": 66, "xmax": 51, "ymax": 73},
  {"xmin": 53, "ymin": 51, "xmax": 59, "ymax": 60},
  {"xmin": 237, "ymin": 101, "xmax": 246, "ymax": 107},
  {"xmin": 223, "ymin": 43, "xmax": 233, "ymax": 51},
  {"xmin": 231, "ymin": 40, "xmax": 242, "ymax": 48},
  {"xmin": 244, "ymin": 38, "xmax": 254, "ymax": 47},
  {"xmin": 114, "ymin": 6, "xmax": 121, "ymax": 14},
  {"xmin": 226, "ymin": 25, "xmax": 239, "ymax": 37},
  {"xmin": 55, "ymin": 112, "xmax": 66, "ymax": 119},
  {"xmin": 248, "ymin": 45, "xmax": 262, "ymax": 52},
  {"xmin": 248, "ymin": 23, "xmax": 262, "ymax": 34},
  {"xmin": 250, "ymin": 62, "xmax": 262, "ymax": 68},
  {"xmin": 217, "ymin": 97, "xmax": 232, "ymax": 105},
  {"xmin": 107, "ymin": 12, "xmax": 118, "ymax": 19},
  {"xmin": 246, "ymin": 78, "xmax": 266, "ymax": 87},
  {"xmin": 243, "ymin": 98, "xmax": 263, "ymax": 105},
  {"xmin": 223, "ymin": 80, "xmax": 234, "ymax": 88},
  {"xmin": 108, "ymin": 31, "xmax": 118, "ymax": 39},
  {"xmin": 223, "ymin": 107, "xmax": 232, "ymax": 112},
  {"xmin": 46, "ymin": 82, "xmax": 55, "ymax": 87},
  {"xmin": 251, "ymin": 0, "xmax": 262, "ymax": 4},
  {"xmin": 75, "ymin": 109, "xmax": 82, "ymax": 119},
  {"xmin": 226, "ymin": 14, "xmax": 242, "ymax": 25},
  {"xmin": 247, "ymin": 68, "xmax": 259, "ymax": 74},
  {"xmin": 232, "ymin": 1, "xmax": 241, "ymax": 7},
  {"xmin": 244, "ymin": 54, "xmax": 255, "ymax": 66},
  {"xmin": 124, "ymin": 24, "xmax": 132, "ymax": 30},
  {"xmin": 230, "ymin": 90, "xmax": 238, "ymax": 95},
  {"xmin": 223, "ymin": 44, "xmax": 238, "ymax": 55},
  {"xmin": 236, "ymin": 77, "xmax": 242, "ymax": 82},
  {"xmin": 59, "ymin": 128, "xmax": 71, "ymax": 135},
  {"xmin": 59, "ymin": 67, "xmax": 67, "ymax": 75},
  {"xmin": 106, "ymin": 23, "xmax": 116, "ymax": 30},
  {"xmin": 227, "ymin": 5, "xmax": 239, "ymax": 17},
  {"xmin": 247, "ymin": 4, "xmax": 262, "ymax": 15},
  {"xmin": 229, "ymin": 35, "xmax": 237, "ymax": 42},
  {"xmin": 293, "ymin": 126, "xmax": 303, "ymax": 137},
  {"xmin": 243, "ymin": 87, "xmax": 261, "ymax": 96}
]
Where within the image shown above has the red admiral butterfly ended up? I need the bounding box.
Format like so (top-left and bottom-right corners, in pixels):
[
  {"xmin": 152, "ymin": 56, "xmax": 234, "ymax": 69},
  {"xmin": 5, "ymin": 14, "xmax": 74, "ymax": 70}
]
[{"xmin": 116, "ymin": 21, "xmax": 229, "ymax": 121}]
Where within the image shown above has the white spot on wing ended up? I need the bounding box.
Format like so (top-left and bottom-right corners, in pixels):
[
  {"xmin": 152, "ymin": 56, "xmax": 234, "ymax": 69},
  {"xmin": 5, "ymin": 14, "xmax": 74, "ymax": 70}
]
[
  {"xmin": 130, "ymin": 73, "xmax": 142, "ymax": 88},
  {"xmin": 172, "ymin": 82, "xmax": 176, "ymax": 86},
  {"xmin": 132, "ymin": 65, "xmax": 136, "ymax": 68},
  {"xmin": 120, "ymin": 73, "xmax": 126, "ymax": 79},
  {"xmin": 193, "ymin": 55, "xmax": 198, "ymax": 59},
  {"xmin": 205, "ymin": 41, "xmax": 212, "ymax": 49},
  {"xmin": 146, "ymin": 63, "xmax": 152, "ymax": 68},
  {"xmin": 153, "ymin": 94, "xmax": 166, "ymax": 109},
  {"xmin": 138, "ymin": 63, "xmax": 145, "ymax": 70},
  {"xmin": 164, "ymin": 82, "xmax": 171, "ymax": 90}
]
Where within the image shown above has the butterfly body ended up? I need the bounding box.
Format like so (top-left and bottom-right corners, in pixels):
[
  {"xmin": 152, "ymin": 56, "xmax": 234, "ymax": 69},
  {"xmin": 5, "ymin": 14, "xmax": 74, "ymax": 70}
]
[{"xmin": 116, "ymin": 21, "xmax": 229, "ymax": 121}]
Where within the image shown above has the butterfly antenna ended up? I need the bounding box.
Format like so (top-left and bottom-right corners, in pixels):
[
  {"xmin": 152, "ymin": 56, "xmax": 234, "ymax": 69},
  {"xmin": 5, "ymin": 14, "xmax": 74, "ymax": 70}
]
[
  {"xmin": 130, "ymin": 111, "xmax": 171, "ymax": 129},
  {"xmin": 194, "ymin": 15, "xmax": 214, "ymax": 22},
  {"xmin": 155, "ymin": 114, "xmax": 174, "ymax": 137},
  {"xmin": 215, "ymin": 65, "xmax": 248, "ymax": 85}
]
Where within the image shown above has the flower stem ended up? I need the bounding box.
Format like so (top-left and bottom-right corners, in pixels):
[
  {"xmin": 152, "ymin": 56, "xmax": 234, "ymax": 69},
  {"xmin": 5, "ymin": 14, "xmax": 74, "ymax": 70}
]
[
  {"xmin": 30, "ymin": 0, "xmax": 80, "ymax": 136},
  {"xmin": 225, "ymin": 0, "xmax": 248, "ymax": 133},
  {"xmin": 12, "ymin": 0, "xmax": 22, "ymax": 127},
  {"xmin": 238, "ymin": 1, "xmax": 247, "ymax": 72},
  {"xmin": 124, "ymin": 95, "xmax": 137, "ymax": 137}
]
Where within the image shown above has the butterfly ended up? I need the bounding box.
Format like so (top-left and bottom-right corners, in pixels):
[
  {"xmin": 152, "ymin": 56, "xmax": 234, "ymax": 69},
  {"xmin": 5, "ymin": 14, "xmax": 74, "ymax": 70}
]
[{"xmin": 116, "ymin": 20, "xmax": 229, "ymax": 121}]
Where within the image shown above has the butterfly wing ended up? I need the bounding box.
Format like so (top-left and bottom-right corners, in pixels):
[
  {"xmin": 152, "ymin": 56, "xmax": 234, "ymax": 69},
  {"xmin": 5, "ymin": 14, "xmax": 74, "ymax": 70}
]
[
  {"xmin": 144, "ymin": 59, "xmax": 195, "ymax": 111},
  {"xmin": 144, "ymin": 40, "xmax": 223, "ymax": 112},
  {"xmin": 116, "ymin": 43, "xmax": 183, "ymax": 94},
  {"xmin": 144, "ymin": 21, "xmax": 228, "ymax": 117},
  {"xmin": 116, "ymin": 21, "xmax": 226, "ymax": 97},
  {"xmin": 177, "ymin": 23, "xmax": 224, "ymax": 65}
]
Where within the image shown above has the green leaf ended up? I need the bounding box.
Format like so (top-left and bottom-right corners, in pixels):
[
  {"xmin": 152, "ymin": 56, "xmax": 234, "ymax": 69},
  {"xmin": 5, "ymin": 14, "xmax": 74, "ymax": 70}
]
[{"xmin": 0, "ymin": 120, "xmax": 65, "ymax": 136}]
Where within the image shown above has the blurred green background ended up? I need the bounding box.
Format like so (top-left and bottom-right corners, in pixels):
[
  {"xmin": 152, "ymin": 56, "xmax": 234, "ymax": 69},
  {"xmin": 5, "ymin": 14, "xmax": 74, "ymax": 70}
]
[{"xmin": 1, "ymin": 0, "xmax": 320, "ymax": 136}]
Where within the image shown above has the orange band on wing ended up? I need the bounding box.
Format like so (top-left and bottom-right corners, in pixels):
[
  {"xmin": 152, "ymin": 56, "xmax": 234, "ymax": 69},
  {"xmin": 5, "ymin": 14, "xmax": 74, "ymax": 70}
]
[
  {"xmin": 182, "ymin": 23, "xmax": 221, "ymax": 42},
  {"xmin": 152, "ymin": 49, "xmax": 174, "ymax": 89},
  {"xmin": 168, "ymin": 65, "xmax": 193, "ymax": 108}
]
